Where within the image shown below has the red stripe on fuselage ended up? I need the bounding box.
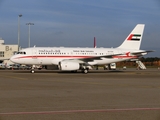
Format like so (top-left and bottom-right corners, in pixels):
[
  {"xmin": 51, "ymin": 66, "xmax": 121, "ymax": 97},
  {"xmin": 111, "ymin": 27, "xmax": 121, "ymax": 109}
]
[
  {"xmin": 14, "ymin": 56, "xmax": 94, "ymax": 59},
  {"xmin": 14, "ymin": 55, "xmax": 138, "ymax": 59},
  {"xmin": 113, "ymin": 55, "xmax": 138, "ymax": 59}
]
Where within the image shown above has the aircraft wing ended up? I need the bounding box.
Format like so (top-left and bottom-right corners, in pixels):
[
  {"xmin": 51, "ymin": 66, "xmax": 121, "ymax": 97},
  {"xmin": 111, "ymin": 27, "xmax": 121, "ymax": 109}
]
[{"xmin": 63, "ymin": 53, "xmax": 123, "ymax": 63}]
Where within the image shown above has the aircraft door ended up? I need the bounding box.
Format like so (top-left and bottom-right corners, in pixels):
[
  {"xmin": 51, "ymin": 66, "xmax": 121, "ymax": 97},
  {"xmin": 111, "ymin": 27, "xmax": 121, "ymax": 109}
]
[
  {"xmin": 32, "ymin": 48, "xmax": 43, "ymax": 64},
  {"xmin": 30, "ymin": 48, "xmax": 38, "ymax": 64},
  {"xmin": 32, "ymin": 48, "xmax": 37, "ymax": 59}
]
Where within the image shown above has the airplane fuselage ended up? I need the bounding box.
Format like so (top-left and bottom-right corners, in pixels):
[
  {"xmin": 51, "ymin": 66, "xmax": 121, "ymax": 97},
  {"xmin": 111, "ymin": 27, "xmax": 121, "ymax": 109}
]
[{"xmin": 11, "ymin": 47, "xmax": 138, "ymax": 66}]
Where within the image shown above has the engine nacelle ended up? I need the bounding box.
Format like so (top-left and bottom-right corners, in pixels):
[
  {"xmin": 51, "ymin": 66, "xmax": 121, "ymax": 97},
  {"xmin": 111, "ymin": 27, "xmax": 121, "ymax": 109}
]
[{"xmin": 59, "ymin": 61, "xmax": 80, "ymax": 71}]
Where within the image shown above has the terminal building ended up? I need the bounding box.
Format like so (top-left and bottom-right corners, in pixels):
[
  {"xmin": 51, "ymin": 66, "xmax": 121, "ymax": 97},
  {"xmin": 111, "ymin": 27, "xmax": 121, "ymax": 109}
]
[{"xmin": 0, "ymin": 38, "xmax": 18, "ymax": 64}]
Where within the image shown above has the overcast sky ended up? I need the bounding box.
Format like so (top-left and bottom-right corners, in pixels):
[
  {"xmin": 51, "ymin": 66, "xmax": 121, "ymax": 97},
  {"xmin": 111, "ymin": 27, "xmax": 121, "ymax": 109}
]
[{"xmin": 0, "ymin": 0, "xmax": 160, "ymax": 57}]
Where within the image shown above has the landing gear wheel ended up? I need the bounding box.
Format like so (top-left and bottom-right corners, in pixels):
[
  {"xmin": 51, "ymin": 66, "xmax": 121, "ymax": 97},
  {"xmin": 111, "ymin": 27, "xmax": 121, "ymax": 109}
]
[
  {"xmin": 30, "ymin": 69, "xmax": 35, "ymax": 73},
  {"xmin": 30, "ymin": 65, "xmax": 35, "ymax": 73},
  {"xmin": 83, "ymin": 69, "xmax": 88, "ymax": 74}
]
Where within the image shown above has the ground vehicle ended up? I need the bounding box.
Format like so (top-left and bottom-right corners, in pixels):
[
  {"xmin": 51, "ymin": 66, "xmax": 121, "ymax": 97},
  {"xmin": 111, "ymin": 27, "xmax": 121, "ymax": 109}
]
[
  {"xmin": 109, "ymin": 63, "xmax": 116, "ymax": 70},
  {"xmin": 103, "ymin": 63, "xmax": 116, "ymax": 70},
  {"xmin": 6, "ymin": 64, "xmax": 19, "ymax": 69},
  {"xmin": 0, "ymin": 64, "xmax": 5, "ymax": 69},
  {"xmin": 19, "ymin": 65, "xmax": 31, "ymax": 70}
]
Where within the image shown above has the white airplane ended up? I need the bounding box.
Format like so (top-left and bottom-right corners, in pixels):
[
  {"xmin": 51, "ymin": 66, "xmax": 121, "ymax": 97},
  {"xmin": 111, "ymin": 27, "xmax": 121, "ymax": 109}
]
[{"xmin": 10, "ymin": 24, "xmax": 153, "ymax": 73}]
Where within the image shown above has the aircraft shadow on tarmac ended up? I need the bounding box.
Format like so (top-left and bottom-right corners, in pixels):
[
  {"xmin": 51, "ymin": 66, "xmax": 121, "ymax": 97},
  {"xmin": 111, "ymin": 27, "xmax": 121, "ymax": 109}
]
[{"xmin": 11, "ymin": 70, "xmax": 125, "ymax": 74}]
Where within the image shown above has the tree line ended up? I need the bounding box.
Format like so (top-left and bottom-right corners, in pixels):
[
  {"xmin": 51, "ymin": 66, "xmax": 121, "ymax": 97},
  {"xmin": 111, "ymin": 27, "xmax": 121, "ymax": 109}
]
[
  {"xmin": 140, "ymin": 57, "xmax": 160, "ymax": 62},
  {"xmin": 117, "ymin": 57, "xmax": 160, "ymax": 67}
]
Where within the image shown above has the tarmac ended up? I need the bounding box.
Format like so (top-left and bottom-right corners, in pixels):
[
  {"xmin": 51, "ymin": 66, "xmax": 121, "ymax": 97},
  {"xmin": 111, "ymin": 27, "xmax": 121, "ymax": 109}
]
[{"xmin": 0, "ymin": 68, "xmax": 160, "ymax": 120}]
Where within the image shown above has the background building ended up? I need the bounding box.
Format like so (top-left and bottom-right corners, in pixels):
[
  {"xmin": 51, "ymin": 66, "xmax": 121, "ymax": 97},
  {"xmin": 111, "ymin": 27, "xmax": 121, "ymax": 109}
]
[{"xmin": 0, "ymin": 38, "xmax": 18, "ymax": 64}]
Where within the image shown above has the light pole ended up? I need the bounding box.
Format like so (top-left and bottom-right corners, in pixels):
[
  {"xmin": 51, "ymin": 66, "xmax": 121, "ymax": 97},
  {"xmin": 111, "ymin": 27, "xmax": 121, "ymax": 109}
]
[
  {"xmin": 26, "ymin": 23, "xmax": 34, "ymax": 47},
  {"xmin": 18, "ymin": 14, "xmax": 22, "ymax": 51}
]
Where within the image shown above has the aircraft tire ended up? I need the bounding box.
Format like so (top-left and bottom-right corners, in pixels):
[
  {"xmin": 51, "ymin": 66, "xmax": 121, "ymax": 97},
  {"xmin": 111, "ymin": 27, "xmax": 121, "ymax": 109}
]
[
  {"xmin": 31, "ymin": 70, "xmax": 35, "ymax": 73},
  {"xmin": 83, "ymin": 69, "xmax": 88, "ymax": 74}
]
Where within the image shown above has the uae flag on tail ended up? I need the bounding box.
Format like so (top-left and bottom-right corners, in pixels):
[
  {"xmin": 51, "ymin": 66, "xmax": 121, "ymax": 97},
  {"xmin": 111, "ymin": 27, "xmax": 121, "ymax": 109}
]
[{"xmin": 127, "ymin": 34, "xmax": 141, "ymax": 41}]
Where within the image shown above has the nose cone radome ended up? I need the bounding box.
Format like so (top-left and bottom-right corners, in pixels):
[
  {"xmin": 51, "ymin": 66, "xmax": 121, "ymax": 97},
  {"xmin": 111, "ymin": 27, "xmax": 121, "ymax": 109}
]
[{"xmin": 10, "ymin": 56, "xmax": 17, "ymax": 63}]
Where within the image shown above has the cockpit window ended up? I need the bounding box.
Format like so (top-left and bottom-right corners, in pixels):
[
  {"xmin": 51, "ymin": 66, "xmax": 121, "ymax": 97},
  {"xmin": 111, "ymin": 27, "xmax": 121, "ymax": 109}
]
[{"xmin": 17, "ymin": 51, "xmax": 26, "ymax": 54}]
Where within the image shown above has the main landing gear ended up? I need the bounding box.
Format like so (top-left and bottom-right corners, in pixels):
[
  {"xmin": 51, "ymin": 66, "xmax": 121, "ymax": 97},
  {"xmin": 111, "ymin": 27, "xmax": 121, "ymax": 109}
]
[
  {"xmin": 30, "ymin": 65, "xmax": 35, "ymax": 73},
  {"xmin": 82, "ymin": 68, "xmax": 89, "ymax": 74},
  {"xmin": 30, "ymin": 69, "xmax": 35, "ymax": 73}
]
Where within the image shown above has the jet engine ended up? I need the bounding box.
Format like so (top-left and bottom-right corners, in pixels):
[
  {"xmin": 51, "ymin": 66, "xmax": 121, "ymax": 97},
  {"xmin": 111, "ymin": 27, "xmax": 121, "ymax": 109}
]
[{"xmin": 59, "ymin": 61, "xmax": 80, "ymax": 71}]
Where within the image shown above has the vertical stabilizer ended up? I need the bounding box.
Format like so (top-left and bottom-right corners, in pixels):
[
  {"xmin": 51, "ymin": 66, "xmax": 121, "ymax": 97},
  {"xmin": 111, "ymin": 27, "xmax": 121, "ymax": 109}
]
[{"xmin": 117, "ymin": 24, "xmax": 145, "ymax": 50}]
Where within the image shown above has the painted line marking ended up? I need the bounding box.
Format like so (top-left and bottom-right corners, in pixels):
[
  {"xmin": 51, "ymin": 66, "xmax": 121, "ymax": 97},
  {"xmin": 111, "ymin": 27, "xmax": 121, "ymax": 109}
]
[{"xmin": 1, "ymin": 108, "xmax": 160, "ymax": 115}]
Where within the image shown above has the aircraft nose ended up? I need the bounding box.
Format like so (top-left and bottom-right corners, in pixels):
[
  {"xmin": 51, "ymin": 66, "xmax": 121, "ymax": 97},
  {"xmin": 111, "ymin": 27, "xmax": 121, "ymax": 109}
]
[{"xmin": 10, "ymin": 56, "xmax": 16, "ymax": 63}]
